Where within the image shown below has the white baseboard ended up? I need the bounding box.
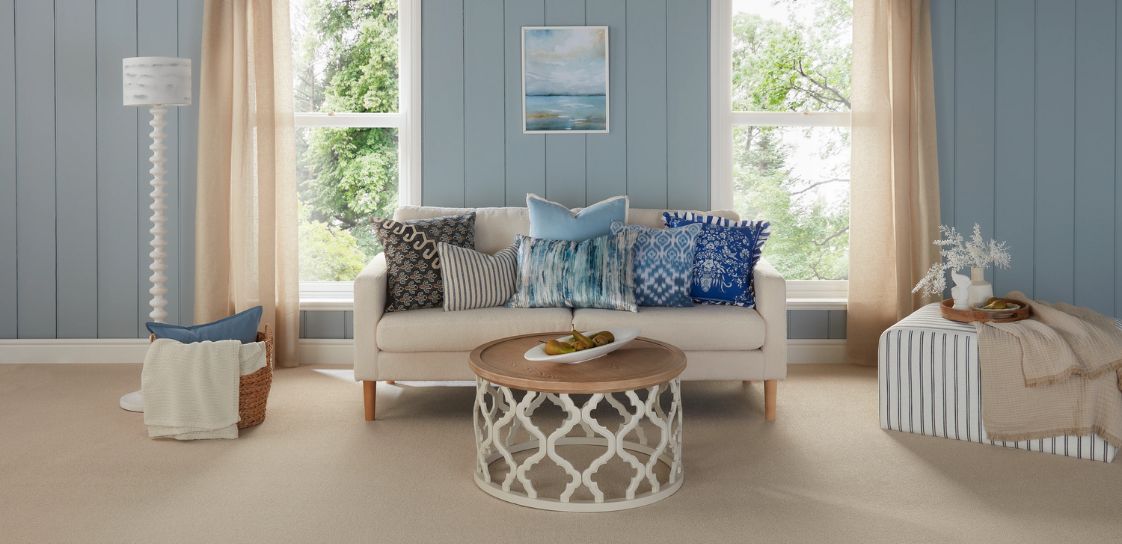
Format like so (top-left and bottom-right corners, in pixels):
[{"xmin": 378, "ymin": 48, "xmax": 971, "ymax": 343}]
[{"xmin": 1, "ymin": 338, "xmax": 847, "ymax": 366}]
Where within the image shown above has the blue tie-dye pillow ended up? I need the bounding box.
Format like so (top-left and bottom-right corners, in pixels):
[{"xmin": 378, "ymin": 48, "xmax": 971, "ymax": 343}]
[
  {"xmin": 663, "ymin": 212, "xmax": 770, "ymax": 308},
  {"xmin": 507, "ymin": 230, "xmax": 640, "ymax": 312},
  {"xmin": 609, "ymin": 221, "xmax": 701, "ymax": 307}
]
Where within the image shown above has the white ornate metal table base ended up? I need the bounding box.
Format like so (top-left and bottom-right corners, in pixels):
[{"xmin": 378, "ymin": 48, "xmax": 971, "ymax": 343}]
[{"xmin": 473, "ymin": 378, "xmax": 683, "ymax": 512}]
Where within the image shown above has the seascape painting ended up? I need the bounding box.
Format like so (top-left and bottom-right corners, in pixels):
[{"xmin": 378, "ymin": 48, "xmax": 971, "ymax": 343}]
[{"xmin": 522, "ymin": 26, "xmax": 609, "ymax": 133}]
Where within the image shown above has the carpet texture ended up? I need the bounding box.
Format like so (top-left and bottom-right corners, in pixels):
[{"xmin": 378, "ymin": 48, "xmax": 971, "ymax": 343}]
[{"xmin": 1, "ymin": 364, "xmax": 1120, "ymax": 544}]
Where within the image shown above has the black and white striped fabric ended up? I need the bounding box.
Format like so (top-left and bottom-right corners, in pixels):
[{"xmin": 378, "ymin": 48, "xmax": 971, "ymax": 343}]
[
  {"xmin": 437, "ymin": 242, "xmax": 518, "ymax": 312},
  {"xmin": 879, "ymin": 303, "xmax": 1118, "ymax": 463}
]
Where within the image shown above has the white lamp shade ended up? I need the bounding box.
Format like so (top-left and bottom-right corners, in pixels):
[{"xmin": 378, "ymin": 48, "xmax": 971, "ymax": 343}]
[{"xmin": 123, "ymin": 57, "xmax": 191, "ymax": 107}]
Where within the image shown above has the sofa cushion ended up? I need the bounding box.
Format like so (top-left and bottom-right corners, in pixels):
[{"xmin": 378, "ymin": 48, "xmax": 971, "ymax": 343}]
[
  {"xmin": 376, "ymin": 307, "xmax": 573, "ymax": 352},
  {"xmin": 572, "ymin": 305, "xmax": 766, "ymax": 351}
]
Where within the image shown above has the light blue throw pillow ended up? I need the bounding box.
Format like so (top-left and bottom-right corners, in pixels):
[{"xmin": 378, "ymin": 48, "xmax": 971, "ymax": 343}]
[
  {"xmin": 507, "ymin": 230, "xmax": 639, "ymax": 312},
  {"xmin": 663, "ymin": 212, "xmax": 770, "ymax": 308},
  {"xmin": 527, "ymin": 194, "xmax": 628, "ymax": 241},
  {"xmin": 610, "ymin": 221, "xmax": 701, "ymax": 307},
  {"xmin": 146, "ymin": 306, "xmax": 263, "ymax": 344}
]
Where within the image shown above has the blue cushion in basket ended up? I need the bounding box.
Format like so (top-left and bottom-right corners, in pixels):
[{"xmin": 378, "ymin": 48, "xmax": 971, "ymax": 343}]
[{"xmin": 146, "ymin": 306, "xmax": 263, "ymax": 344}]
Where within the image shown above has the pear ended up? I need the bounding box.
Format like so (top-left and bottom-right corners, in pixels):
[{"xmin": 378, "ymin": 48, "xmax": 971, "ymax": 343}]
[
  {"xmin": 591, "ymin": 331, "xmax": 615, "ymax": 346},
  {"xmin": 570, "ymin": 328, "xmax": 596, "ymax": 351},
  {"xmin": 544, "ymin": 339, "xmax": 576, "ymax": 356}
]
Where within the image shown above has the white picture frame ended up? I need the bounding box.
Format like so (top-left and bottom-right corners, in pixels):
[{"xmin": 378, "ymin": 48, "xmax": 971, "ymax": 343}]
[{"xmin": 521, "ymin": 26, "xmax": 610, "ymax": 134}]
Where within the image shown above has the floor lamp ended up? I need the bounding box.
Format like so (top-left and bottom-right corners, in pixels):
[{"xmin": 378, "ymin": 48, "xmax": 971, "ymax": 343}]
[{"xmin": 119, "ymin": 57, "xmax": 192, "ymax": 413}]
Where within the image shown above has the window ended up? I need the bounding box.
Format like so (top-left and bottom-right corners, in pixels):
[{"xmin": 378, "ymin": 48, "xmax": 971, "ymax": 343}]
[
  {"xmin": 290, "ymin": 0, "xmax": 419, "ymax": 292},
  {"xmin": 713, "ymin": 0, "xmax": 852, "ymax": 297}
]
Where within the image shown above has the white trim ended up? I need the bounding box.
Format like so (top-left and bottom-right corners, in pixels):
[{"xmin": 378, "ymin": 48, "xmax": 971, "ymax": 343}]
[
  {"xmin": 0, "ymin": 339, "xmax": 148, "ymax": 364},
  {"xmin": 730, "ymin": 111, "xmax": 850, "ymax": 127},
  {"xmin": 709, "ymin": 0, "xmax": 734, "ymax": 211},
  {"xmin": 786, "ymin": 280, "xmax": 848, "ymax": 310},
  {"xmin": 787, "ymin": 339, "xmax": 847, "ymax": 364},
  {"xmin": 296, "ymin": 339, "xmax": 354, "ymax": 365},
  {"xmin": 520, "ymin": 26, "xmax": 611, "ymax": 135},
  {"xmin": 299, "ymin": 281, "xmax": 356, "ymax": 310},
  {"xmin": 294, "ymin": 112, "xmax": 402, "ymax": 128},
  {"xmin": 399, "ymin": 0, "xmax": 423, "ymax": 206}
]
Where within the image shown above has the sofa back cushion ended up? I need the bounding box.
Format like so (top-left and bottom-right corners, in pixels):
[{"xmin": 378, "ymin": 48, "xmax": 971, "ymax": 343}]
[{"xmin": 394, "ymin": 205, "xmax": 739, "ymax": 254}]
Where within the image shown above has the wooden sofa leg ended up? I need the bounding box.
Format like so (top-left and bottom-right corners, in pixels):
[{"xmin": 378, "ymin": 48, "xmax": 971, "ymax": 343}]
[
  {"xmin": 386, "ymin": 380, "xmax": 396, "ymax": 385},
  {"xmin": 363, "ymin": 381, "xmax": 376, "ymax": 421},
  {"xmin": 764, "ymin": 380, "xmax": 777, "ymax": 422}
]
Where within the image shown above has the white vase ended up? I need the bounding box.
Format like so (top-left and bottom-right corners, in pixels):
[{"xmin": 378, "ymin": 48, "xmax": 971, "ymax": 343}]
[
  {"xmin": 967, "ymin": 266, "xmax": 993, "ymax": 307},
  {"xmin": 950, "ymin": 272, "xmax": 971, "ymax": 310}
]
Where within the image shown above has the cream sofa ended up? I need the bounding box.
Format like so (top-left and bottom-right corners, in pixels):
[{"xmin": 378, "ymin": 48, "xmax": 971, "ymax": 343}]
[{"xmin": 354, "ymin": 205, "xmax": 787, "ymax": 421}]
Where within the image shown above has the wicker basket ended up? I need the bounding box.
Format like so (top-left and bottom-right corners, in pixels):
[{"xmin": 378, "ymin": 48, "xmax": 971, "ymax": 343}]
[{"xmin": 148, "ymin": 326, "xmax": 274, "ymax": 430}]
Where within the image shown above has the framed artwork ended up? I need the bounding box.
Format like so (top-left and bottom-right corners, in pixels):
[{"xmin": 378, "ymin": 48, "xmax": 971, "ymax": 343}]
[{"xmin": 521, "ymin": 26, "xmax": 609, "ymax": 134}]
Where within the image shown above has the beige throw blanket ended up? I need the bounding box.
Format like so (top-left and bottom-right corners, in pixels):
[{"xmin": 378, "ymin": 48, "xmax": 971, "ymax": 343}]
[
  {"xmin": 142, "ymin": 339, "xmax": 267, "ymax": 440},
  {"xmin": 975, "ymin": 292, "xmax": 1122, "ymax": 449}
]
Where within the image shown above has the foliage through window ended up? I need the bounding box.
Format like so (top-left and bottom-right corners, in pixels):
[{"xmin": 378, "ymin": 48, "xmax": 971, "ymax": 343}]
[
  {"xmin": 731, "ymin": 0, "xmax": 852, "ymax": 281},
  {"xmin": 291, "ymin": 0, "xmax": 401, "ymax": 282}
]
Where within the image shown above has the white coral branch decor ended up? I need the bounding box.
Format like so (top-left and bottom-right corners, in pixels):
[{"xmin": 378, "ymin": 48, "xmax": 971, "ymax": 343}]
[{"xmin": 912, "ymin": 223, "xmax": 1012, "ymax": 298}]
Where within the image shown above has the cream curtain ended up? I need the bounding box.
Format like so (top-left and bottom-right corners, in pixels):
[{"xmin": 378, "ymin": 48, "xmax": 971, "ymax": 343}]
[
  {"xmin": 195, "ymin": 0, "xmax": 299, "ymax": 367},
  {"xmin": 847, "ymin": 0, "xmax": 942, "ymax": 365}
]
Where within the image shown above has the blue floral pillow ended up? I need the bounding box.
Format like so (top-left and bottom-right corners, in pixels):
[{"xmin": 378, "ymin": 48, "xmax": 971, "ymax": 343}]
[
  {"xmin": 663, "ymin": 212, "xmax": 770, "ymax": 308},
  {"xmin": 610, "ymin": 221, "xmax": 701, "ymax": 307}
]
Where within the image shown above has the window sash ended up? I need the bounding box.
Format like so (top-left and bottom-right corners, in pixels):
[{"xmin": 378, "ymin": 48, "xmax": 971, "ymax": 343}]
[
  {"xmin": 295, "ymin": 112, "xmax": 402, "ymax": 128},
  {"xmin": 730, "ymin": 111, "xmax": 850, "ymax": 127}
]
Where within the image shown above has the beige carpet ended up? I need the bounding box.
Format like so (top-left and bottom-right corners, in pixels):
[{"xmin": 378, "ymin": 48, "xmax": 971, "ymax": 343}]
[{"xmin": 1, "ymin": 363, "xmax": 1120, "ymax": 544}]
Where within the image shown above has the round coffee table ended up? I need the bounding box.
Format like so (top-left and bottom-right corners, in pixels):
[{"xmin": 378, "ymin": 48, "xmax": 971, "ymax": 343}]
[{"xmin": 468, "ymin": 333, "xmax": 686, "ymax": 512}]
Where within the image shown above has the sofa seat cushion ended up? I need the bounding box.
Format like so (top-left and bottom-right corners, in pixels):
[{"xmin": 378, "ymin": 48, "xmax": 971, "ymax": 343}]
[
  {"xmin": 376, "ymin": 307, "xmax": 573, "ymax": 352},
  {"xmin": 572, "ymin": 305, "xmax": 765, "ymax": 351}
]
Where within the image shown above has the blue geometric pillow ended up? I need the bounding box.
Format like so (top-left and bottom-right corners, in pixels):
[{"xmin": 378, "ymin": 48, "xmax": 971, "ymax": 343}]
[
  {"xmin": 663, "ymin": 212, "xmax": 770, "ymax": 308},
  {"xmin": 610, "ymin": 221, "xmax": 701, "ymax": 307},
  {"xmin": 507, "ymin": 230, "xmax": 639, "ymax": 312}
]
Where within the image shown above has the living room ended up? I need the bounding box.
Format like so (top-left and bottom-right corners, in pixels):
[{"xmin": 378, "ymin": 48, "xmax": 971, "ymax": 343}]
[{"xmin": 2, "ymin": 0, "xmax": 1121, "ymax": 542}]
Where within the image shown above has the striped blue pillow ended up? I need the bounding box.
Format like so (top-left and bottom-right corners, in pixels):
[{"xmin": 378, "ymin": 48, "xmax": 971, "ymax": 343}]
[
  {"xmin": 507, "ymin": 230, "xmax": 639, "ymax": 312},
  {"xmin": 663, "ymin": 212, "xmax": 770, "ymax": 308}
]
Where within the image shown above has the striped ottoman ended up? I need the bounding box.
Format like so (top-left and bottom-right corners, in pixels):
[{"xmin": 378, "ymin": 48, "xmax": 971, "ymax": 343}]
[{"xmin": 878, "ymin": 303, "xmax": 1118, "ymax": 463}]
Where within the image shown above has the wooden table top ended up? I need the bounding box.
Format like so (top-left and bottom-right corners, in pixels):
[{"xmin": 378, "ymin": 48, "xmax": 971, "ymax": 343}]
[{"xmin": 468, "ymin": 333, "xmax": 686, "ymax": 394}]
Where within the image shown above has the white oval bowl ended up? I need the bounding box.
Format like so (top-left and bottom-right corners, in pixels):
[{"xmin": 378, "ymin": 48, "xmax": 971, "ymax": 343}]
[{"xmin": 523, "ymin": 328, "xmax": 641, "ymax": 364}]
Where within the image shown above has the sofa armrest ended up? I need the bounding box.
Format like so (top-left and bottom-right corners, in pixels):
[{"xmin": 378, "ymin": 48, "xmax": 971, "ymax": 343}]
[
  {"xmin": 353, "ymin": 253, "xmax": 388, "ymax": 380},
  {"xmin": 753, "ymin": 258, "xmax": 787, "ymax": 379}
]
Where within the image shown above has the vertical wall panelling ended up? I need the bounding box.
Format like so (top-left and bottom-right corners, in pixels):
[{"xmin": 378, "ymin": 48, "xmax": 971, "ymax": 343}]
[
  {"xmin": 344, "ymin": 311, "xmax": 354, "ymax": 339},
  {"xmin": 952, "ymin": 0, "xmax": 995, "ymax": 251},
  {"xmin": 15, "ymin": 0, "xmax": 57, "ymax": 338},
  {"xmin": 1117, "ymin": 1, "xmax": 1122, "ymax": 319},
  {"xmin": 1074, "ymin": 0, "xmax": 1116, "ymax": 316},
  {"xmin": 1033, "ymin": 0, "xmax": 1076, "ymax": 304},
  {"xmin": 421, "ymin": 0, "xmax": 466, "ymax": 207},
  {"xmin": 137, "ymin": 0, "xmax": 181, "ymax": 334},
  {"xmin": 624, "ymin": 0, "xmax": 669, "ymax": 209},
  {"xmin": 179, "ymin": 0, "xmax": 203, "ymax": 326},
  {"xmin": 788, "ymin": 311, "xmax": 829, "ymax": 340},
  {"xmin": 584, "ymin": 0, "xmax": 627, "ymax": 204},
  {"xmin": 55, "ymin": 0, "xmax": 99, "ymax": 338},
  {"xmin": 542, "ymin": 0, "xmax": 587, "ymax": 208},
  {"xmin": 0, "ymin": 0, "xmax": 17, "ymax": 338},
  {"xmin": 304, "ymin": 311, "xmax": 346, "ymax": 340},
  {"xmin": 992, "ymin": 0, "xmax": 1034, "ymax": 298},
  {"xmin": 463, "ymin": 0, "xmax": 506, "ymax": 207},
  {"xmin": 827, "ymin": 310, "xmax": 847, "ymax": 340},
  {"xmin": 666, "ymin": 0, "xmax": 709, "ymax": 211},
  {"xmin": 503, "ymin": 0, "xmax": 546, "ymax": 205},
  {"xmin": 96, "ymin": 0, "xmax": 140, "ymax": 338},
  {"xmin": 931, "ymin": 0, "xmax": 955, "ymax": 229}
]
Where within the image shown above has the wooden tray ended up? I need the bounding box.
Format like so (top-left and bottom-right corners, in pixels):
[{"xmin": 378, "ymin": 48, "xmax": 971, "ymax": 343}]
[{"xmin": 940, "ymin": 298, "xmax": 1032, "ymax": 324}]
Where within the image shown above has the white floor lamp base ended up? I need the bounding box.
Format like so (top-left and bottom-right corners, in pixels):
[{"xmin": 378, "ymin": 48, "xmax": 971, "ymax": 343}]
[{"xmin": 120, "ymin": 390, "xmax": 144, "ymax": 413}]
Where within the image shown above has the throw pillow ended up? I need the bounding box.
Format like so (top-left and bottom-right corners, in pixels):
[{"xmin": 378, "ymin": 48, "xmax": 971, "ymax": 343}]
[
  {"xmin": 508, "ymin": 230, "xmax": 640, "ymax": 312},
  {"xmin": 146, "ymin": 306, "xmax": 263, "ymax": 344},
  {"xmin": 527, "ymin": 193, "xmax": 628, "ymax": 241},
  {"xmin": 373, "ymin": 212, "xmax": 476, "ymax": 312},
  {"xmin": 663, "ymin": 212, "xmax": 770, "ymax": 308},
  {"xmin": 437, "ymin": 242, "xmax": 518, "ymax": 311},
  {"xmin": 610, "ymin": 221, "xmax": 701, "ymax": 307}
]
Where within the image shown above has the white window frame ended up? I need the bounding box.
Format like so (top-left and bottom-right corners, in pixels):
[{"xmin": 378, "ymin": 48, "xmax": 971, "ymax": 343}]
[
  {"xmin": 296, "ymin": 0, "xmax": 422, "ymax": 308},
  {"xmin": 711, "ymin": 0, "xmax": 849, "ymax": 306}
]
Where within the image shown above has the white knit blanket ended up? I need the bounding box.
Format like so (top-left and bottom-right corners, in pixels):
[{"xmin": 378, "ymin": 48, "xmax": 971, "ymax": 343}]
[{"xmin": 142, "ymin": 339, "xmax": 267, "ymax": 440}]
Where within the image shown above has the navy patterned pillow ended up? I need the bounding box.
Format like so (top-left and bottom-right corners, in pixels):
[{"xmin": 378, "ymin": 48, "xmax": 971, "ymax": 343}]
[
  {"xmin": 662, "ymin": 212, "xmax": 770, "ymax": 308},
  {"xmin": 609, "ymin": 221, "xmax": 701, "ymax": 307}
]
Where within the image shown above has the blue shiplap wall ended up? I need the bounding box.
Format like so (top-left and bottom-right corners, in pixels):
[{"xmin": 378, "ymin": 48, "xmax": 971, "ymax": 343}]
[
  {"xmin": 932, "ymin": 0, "xmax": 1122, "ymax": 317},
  {"xmin": 0, "ymin": 0, "xmax": 203, "ymax": 339},
  {"xmin": 420, "ymin": 0, "xmax": 711, "ymax": 210}
]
